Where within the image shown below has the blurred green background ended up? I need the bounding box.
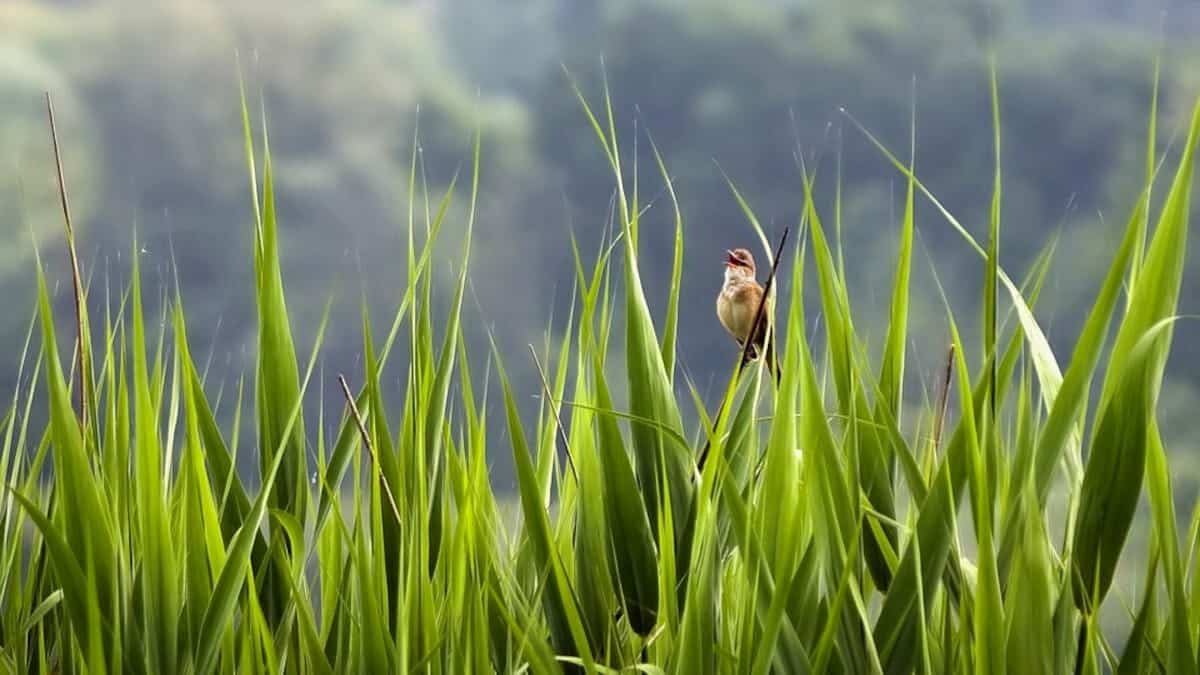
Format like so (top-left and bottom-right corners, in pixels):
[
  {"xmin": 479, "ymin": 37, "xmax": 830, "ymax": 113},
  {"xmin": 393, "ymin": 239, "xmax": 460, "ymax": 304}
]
[{"xmin": 3, "ymin": 0, "xmax": 1200, "ymax": 514}]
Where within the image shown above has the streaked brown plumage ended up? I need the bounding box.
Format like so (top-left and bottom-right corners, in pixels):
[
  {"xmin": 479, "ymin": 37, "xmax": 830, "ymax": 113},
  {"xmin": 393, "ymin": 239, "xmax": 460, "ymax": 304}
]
[{"xmin": 716, "ymin": 248, "xmax": 777, "ymax": 378}]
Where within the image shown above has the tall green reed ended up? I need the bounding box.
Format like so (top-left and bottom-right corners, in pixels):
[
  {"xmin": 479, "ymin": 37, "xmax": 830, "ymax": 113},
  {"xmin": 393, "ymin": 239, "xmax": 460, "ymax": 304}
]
[{"xmin": 1, "ymin": 67, "xmax": 1198, "ymax": 674}]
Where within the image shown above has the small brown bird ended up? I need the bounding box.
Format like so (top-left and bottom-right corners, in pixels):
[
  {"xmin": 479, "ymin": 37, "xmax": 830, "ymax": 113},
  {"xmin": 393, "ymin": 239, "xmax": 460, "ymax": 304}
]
[{"xmin": 716, "ymin": 248, "xmax": 777, "ymax": 378}]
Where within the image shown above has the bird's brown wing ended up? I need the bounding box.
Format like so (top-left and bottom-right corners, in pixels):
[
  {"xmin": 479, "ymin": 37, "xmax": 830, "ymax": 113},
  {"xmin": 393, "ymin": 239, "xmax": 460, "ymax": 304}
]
[
  {"xmin": 747, "ymin": 318, "xmax": 781, "ymax": 384},
  {"xmin": 742, "ymin": 304, "xmax": 772, "ymax": 358},
  {"xmin": 733, "ymin": 285, "xmax": 777, "ymax": 376}
]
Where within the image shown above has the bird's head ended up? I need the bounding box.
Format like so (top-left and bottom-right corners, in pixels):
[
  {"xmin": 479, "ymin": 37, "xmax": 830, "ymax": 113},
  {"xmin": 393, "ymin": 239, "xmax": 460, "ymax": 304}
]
[{"xmin": 724, "ymin": 248, "xmax": 757, "ymax": 276}]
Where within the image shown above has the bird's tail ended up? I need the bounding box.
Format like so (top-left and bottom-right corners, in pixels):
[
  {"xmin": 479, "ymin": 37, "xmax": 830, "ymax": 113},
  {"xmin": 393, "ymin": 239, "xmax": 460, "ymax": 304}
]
[
  {"xmin": 741, "ymin": 331, "xmax": 781, "ymax": 386},
  {"xmin": 764, "ymin": 335, "xmax": 781, "ymax": 386}
]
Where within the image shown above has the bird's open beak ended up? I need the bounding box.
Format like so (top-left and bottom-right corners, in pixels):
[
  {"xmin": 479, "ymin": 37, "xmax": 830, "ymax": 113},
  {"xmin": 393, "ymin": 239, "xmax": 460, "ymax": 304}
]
[{"xmin": 724, "ymin": 250, "xmax": 738, "ymax": 266}]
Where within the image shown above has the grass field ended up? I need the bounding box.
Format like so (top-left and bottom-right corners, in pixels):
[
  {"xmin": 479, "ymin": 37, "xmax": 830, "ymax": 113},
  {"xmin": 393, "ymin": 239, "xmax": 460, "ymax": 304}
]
[{"xmin": 2, "ymin": 70, "xmax": 1200, "ymax": 674}]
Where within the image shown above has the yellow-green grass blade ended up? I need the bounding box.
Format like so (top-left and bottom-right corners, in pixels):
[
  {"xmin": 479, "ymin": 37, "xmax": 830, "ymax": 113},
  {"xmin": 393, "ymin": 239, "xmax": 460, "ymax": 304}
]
[
  {"xmin": 1146, "ymin": 421, "xmax": 1197, "ymax": 673},
  {"xmin": 877, "ymin": 100, "xmax": 916, "ymax": 421},
  {"xmin": 0, "ymin": 310, "xmax": 39, "ymax": 607},
  {"xmin": 645, "ymin": 131, "xmax": 684, "ymax": 382},
  {"xmin": 129, "ymin": 237, "xmax": 180, "ymax": 674},
  {"xmin": 494, "ymin": 341, "xmax": 596, "ymax": 669},
  {"xmin": 802, "ymin": 169, "xmax": 895, "ymax": 591},
  {"xmin": 6, "ymin": 489, "xmax": 103, "ymax": 670},
  {"xmin": 946, "ymin": 310, "xmax": 1005, "ymax": 675},
  {"xmin": 310, "ymin": 145, "xmax": 458, "ymax": 542},
  {"xmin": 872, "ymin": 363, "xmax": 990, "ymax": 673},
  {"xmin": 356, "ymin": 308, "xmax": 404, "ymax": 635},
  {"xmin": 719, "ymin": 171, "xmax": 775, "ymax": 270},
  {"xmin": 809, "ymin": 533, "xmax": 873, "ymax": 675},
  {"xmin": 174, "ymin": 298, "xmax": 233, "ymax": 663},
  {"xmin": 22, "ymin": 254, "xmax": 118, "ymax": 664},
  {"xmin": 845, "ymin": 110, "xmax": 1067, "ymax": 432},
  {"xmin": 591, "ymin": 355, "xmax": 659, "ymax": 637},
  {"xmin": 673, "ymin": 507, "xmax": 717, "ymax": 675},
  {"xmin": 423, "ymin": 128, "xmax": 479, "ymax": 576},
  {"xmin": 564, "ymin": 272, "xmax": 617, "ymax": 650},
  {"xmin": 983, "ymin": 56, "xmax": 1002, "ymax": 417},
  {"xmin": 713, "ymin": 457, "xmax": 812, "ymax": 674},
  {"xmin": 999, "ymin": 189, "xmax": 1143, "ymax": 569},
  {"xmin": 193, "ymin": 298, "xmax": 329, "ymax": 673},
  {"xmin": 1129, "ymin": 52, "xmax": 1161, "ymax": 289},
  {"xmin": 572, "ymin": 75, "xmax": 693, "ymax": 563},
  {"xmin": 252, "ymin": 119, "xmax": 308, "ymax": 521},
  {"xmin": 238, "ymin": 93, "xmax": 311, "ymax": 632},
  {"xmin": 1071, "ymin": 322, "xmax": 1172, "ymax": 612},
  {"xmin": 1115, "ymin": 548, "xmax": 1160, "ymax": 675},
  {"xmin": 1099, "ymin": 96, "xmax": 1199, "ymax": 411},
  {"xmin": 1004, "ymin": 452, "xmax": 1058, "ymax": 674},
  {"xmin": 756, "ymin": 235, "xmax": 805, "ymax": 578},
  {"xmin": 721, "ymin": 370, "xmax": 765, "ymax": 497}
]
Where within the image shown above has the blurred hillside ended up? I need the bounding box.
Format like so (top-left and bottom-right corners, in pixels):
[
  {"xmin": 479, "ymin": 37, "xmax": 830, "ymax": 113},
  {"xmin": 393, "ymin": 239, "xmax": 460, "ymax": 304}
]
[{"xmin": 3, "ymin": 0, "xmax": 1200, "ymax": 493}]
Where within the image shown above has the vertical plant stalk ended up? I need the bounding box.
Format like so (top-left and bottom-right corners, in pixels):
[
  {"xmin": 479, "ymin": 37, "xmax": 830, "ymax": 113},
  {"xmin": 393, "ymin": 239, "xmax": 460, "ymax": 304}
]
[
  {"xmin": 933, "ymin": 344, "xmax": 955, "ymax": 453},
  {"xmin": 47, "ymin": 93, "xmax": 90, "ymax": 432},
  {"xmin": 697, "ymin": 226, "xmax": 790, "ymax": 472},
  {"xmin": 338, "ymin": 374, "xmax": 402, "ymax": 522},
  {"xmin": 528, "ymin": 344, "xmax": 579, "ymax": 482}
]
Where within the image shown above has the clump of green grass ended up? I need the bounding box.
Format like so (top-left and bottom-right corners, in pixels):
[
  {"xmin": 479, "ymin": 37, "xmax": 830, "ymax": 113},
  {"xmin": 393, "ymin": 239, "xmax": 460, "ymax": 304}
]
[{"xmin": 1, "ymin": 65, "xmax": 1199, "ymax": 674}]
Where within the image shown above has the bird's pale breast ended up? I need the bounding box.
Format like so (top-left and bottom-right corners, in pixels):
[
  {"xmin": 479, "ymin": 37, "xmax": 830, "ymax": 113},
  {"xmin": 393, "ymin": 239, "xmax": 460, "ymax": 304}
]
[{"xmin": 718, "ymin": 282, "xmax": 765, "ymax": 342}]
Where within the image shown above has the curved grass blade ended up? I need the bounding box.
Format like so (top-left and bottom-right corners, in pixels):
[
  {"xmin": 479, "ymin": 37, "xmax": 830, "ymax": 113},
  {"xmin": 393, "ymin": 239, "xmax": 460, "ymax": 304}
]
[
  {"xmin": 193, "ymin": 300, "xmax": 330, "ymax": 674},
  {"xmin": 1071, "ymin": 322, "xmax": 1171, "ymax": 612},
  {"xmin": 592, "ymin": 356, "xmax": 659, "ymax": 636},
  {"xmin": 493, "ymin": 341, "xmax": 596, "ymax": 669}
]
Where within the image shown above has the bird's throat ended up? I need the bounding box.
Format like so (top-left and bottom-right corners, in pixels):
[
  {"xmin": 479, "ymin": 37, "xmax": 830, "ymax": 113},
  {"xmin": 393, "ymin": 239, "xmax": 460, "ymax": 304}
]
[{"xmin": 723, "ymin": 266, "xmax": 748, "ymax": 288}]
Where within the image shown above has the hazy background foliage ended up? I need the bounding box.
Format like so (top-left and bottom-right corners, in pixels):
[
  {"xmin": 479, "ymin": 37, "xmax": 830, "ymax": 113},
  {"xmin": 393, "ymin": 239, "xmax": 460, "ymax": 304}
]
[{"xmin": 4, "ymin": 0, "xmax": 1200, "ymax": 497}]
